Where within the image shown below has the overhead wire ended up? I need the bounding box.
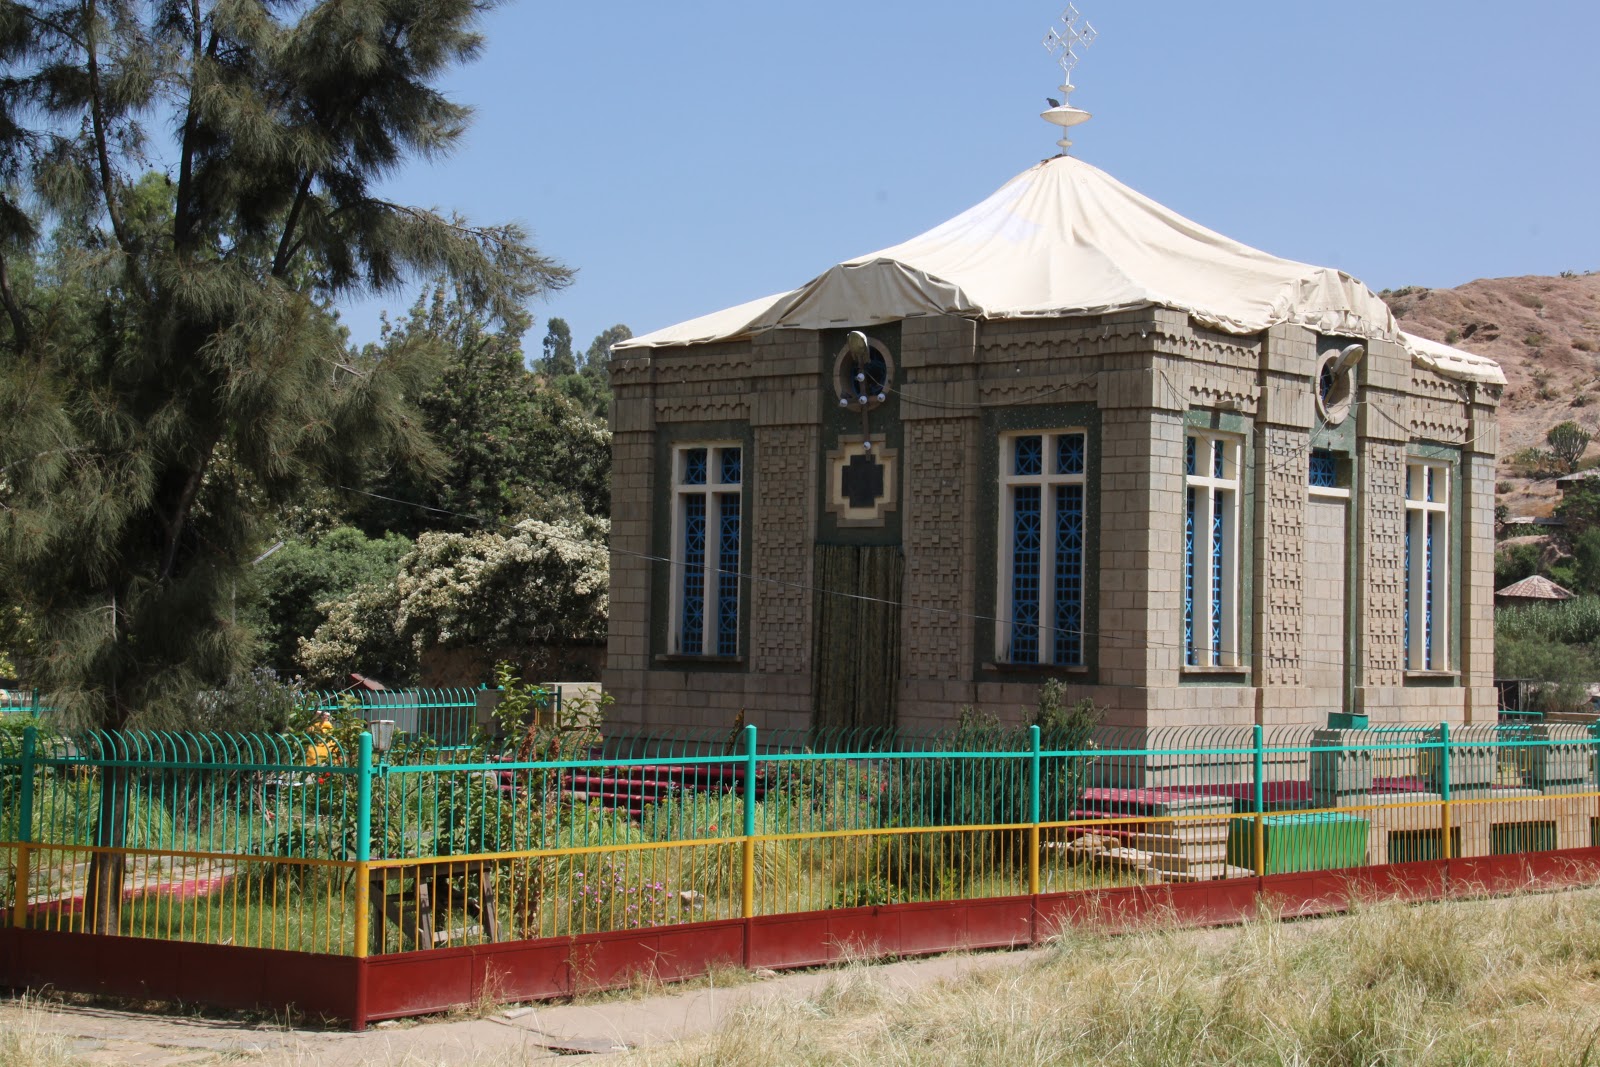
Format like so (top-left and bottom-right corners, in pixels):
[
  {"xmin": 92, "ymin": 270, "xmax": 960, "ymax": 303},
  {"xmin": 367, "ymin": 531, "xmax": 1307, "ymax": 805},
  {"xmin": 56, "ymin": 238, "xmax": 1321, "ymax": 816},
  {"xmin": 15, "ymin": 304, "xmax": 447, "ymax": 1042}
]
[{"xmin": 337, "ymin": 465, "xmax": 1431, "ymax": 679}]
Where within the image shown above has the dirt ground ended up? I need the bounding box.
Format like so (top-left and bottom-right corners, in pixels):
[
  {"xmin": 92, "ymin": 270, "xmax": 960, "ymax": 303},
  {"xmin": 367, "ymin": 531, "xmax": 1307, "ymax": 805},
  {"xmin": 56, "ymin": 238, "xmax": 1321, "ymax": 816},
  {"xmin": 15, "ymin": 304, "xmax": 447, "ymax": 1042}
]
[{"xmin": 1, "ymin": 947, "xmax": 1051, "ymax": 1066}]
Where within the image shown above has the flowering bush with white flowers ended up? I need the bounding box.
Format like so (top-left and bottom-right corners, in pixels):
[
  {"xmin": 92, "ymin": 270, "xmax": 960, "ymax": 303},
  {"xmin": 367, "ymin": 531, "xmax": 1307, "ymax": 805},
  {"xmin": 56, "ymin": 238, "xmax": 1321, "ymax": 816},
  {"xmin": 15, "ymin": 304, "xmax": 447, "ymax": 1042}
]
[{"xmin": 298, "ymin": 515, "xmax": 608, "ymax": 685}]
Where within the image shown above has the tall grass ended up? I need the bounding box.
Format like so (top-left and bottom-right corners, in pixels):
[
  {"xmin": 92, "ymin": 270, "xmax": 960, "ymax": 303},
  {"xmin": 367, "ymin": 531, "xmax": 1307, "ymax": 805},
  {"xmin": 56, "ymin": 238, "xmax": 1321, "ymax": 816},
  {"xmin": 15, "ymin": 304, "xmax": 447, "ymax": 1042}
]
[
  {"xmin": 631, "ymin": 890, "xmax": 1600, "ymax": 1066},
  {"xmin": 1497, "ymin": 594, "xmax": 1600, "ymax": 645},
  {"xmin": 0, "ymin": 998, "xmax": 82, "ymax": 1067}
]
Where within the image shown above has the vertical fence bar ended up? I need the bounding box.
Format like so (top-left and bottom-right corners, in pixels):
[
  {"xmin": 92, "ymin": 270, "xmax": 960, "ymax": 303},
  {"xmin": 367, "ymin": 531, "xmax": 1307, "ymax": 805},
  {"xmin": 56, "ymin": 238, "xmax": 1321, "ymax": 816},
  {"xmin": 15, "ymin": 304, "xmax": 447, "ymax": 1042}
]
[
  {"xmin": 1028, "ymin": 725, "xmax": 1041, "ymax": 896},
  {"xmin": 1439, "ymin": 722, "xmax": 1453, "ymax": 861},
  {"xmin": 1592, "ymin": 722, "xmax": 1600, "ymax": 851},
  {"xmin": 11, "ymin": 725, "xmax": 36, "ymax": 928},
  {"xmin": 741, "ymin": 724, "xmax": 757, "ymax": 921},
  {"xmin": 1252, "ymin": 724, "xmax": 1265, "ymax": 877},
  {"xmin": 353, "ymin": 732, "xmax": 373, "ymax": 957}
]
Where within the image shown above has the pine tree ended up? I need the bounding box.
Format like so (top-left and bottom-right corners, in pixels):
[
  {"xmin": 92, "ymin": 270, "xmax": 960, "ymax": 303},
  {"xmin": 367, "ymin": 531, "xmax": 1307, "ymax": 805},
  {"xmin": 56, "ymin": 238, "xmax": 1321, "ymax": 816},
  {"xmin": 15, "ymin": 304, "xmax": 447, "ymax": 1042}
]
[
  {"xmin": 351, "ymin": 284, "xmax": 611, "ymax": 537},
  {"xmin": 0, "ymin": 0, "xmax": 571, "ymax": 931}
]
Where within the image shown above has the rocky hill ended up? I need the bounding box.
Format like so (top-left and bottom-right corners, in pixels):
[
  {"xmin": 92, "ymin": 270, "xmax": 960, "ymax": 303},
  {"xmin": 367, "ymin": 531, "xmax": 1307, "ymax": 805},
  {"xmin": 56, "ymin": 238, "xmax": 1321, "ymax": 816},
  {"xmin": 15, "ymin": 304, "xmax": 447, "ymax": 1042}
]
[{"xmin": 1383, "ymin": 272, "xmax": 1600, "ymax": 516}]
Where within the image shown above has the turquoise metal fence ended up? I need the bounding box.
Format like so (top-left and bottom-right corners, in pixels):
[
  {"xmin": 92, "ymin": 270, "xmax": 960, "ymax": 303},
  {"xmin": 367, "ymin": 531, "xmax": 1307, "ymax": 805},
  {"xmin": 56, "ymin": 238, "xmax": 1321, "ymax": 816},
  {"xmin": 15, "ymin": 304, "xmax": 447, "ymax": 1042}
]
[
  {"xmin": 0, "ymin": 689, "xmax": 48, "ymax": 718},
  {"xmin": 298, "ymin": 685, "xmax": 564, "ymax": 748},
  {"xmin": 3, "ymin": 717, "xmax": 1600, "ymax": 956}
]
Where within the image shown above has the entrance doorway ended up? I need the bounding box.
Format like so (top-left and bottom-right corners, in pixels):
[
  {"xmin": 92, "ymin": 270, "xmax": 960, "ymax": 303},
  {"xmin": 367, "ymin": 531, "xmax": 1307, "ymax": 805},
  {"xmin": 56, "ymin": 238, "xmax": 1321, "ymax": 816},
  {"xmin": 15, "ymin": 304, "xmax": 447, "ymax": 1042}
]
[{"xmin": 811, "ymin": 544, "xmax": 903, "ymax": 738}]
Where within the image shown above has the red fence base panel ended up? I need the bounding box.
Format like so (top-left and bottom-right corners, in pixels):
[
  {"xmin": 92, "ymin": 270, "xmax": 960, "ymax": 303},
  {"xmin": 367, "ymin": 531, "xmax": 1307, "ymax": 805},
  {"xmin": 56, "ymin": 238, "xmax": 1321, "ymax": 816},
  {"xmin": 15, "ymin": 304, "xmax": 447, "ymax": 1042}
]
[
  {"xmin": 0, "ymin": 928, "xmax": 361, "ymax": 1025},
  {"xmin": 746, "ymin": 897, "xmax": 1033, "ymax": 974},
  {"xmin": 1448, "ymin": 848, "xmax": 1600, "ymax": 898},
  {"xmin": 1257, "ymin": 869, "xmax": 1359, "ymax": 919},
  {"xmin": 1035, "ymin": 877, "xmax": 1264, "ymax": 940},
  {"xmin": 362, "ymin": 918, "xmax": 747, "ymax": 1024},
  {"xmin": 13, "ymin": 848, "xmax": 1600, "ymax": 1030}
]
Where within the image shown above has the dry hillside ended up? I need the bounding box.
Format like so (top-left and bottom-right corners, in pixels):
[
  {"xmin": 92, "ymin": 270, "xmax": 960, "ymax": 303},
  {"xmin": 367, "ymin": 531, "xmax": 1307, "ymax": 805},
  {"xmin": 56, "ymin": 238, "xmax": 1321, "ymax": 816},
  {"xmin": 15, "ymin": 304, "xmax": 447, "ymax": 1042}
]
[{"xmin": 1383, "ymin": 272, "xmax": 1600, "ymax": 516}]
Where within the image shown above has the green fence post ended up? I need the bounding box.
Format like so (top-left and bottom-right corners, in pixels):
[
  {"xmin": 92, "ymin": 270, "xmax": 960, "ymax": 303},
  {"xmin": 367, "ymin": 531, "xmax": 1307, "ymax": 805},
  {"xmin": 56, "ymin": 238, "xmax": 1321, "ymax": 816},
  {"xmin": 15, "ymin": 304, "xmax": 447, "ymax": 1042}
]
[
  {"xmin": 12, "ymin": 725, "xmax": 37, "ymax": 928},
  {"xmin": 1028, "ymin": 725, "xmax": 1042, "ymax": 896},
  {"xmin": 1252, "ymin": 724, "xmax": 1265, "ymax": 877},
  {"xmin": 1591, "ymin": 722, "xmax": 1600, "ymax": 850},
  {"xmin": 354, "ymin": 731, "xmax": 374, "ymax": 957},
  {"xmin": 29, "ymin": 688, "xmax": 40, "ymax": 718},
  {"xmin": 741, "ymin": 724, "xmax": 757, "ymax": 921},
  {"xmin": 1439, "ymin": 722, "xmax": 1453, "ymax": 861}
]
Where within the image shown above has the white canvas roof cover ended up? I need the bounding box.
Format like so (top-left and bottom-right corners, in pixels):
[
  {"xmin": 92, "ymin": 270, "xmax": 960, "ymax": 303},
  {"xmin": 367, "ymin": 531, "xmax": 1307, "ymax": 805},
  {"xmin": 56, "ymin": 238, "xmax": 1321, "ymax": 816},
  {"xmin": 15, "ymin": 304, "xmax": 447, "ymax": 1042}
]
[{"xmin": 618, "ymin": 155, "xmax": 1503, "ymax": 386}]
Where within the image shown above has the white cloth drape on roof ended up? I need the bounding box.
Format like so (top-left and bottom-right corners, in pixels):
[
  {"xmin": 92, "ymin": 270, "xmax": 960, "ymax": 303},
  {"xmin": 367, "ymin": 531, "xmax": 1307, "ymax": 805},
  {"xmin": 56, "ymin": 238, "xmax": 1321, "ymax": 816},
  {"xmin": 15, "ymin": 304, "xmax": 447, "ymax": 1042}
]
[{"xmin": 618, "ymin": 154, "xmax": 1503, "ymax": 386}]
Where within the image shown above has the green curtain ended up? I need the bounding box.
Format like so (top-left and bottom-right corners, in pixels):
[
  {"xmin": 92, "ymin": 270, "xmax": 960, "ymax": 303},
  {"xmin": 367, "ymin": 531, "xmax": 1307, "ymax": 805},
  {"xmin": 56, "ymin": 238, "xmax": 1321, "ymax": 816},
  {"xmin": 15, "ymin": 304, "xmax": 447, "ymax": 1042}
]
[{"xmin": 812, "ymin": 544, "xmax": 903, "ymax": 738}]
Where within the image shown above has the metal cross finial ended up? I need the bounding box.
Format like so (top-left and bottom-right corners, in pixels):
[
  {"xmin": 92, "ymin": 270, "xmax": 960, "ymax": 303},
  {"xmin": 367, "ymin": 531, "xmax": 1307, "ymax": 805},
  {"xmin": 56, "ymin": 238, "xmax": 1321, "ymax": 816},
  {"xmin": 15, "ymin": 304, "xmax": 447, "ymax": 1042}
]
[{"xmin": 1043, "ymin": 4, "xmax": 1097, "ymax": 81}]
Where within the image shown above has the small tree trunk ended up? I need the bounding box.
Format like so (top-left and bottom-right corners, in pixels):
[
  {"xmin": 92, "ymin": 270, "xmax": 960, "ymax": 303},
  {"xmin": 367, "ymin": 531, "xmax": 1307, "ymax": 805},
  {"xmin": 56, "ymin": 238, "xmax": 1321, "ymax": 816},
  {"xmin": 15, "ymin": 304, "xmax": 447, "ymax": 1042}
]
[{"xmin": 84, "ymin": 765, "xmax": 129, "ymax": 934}]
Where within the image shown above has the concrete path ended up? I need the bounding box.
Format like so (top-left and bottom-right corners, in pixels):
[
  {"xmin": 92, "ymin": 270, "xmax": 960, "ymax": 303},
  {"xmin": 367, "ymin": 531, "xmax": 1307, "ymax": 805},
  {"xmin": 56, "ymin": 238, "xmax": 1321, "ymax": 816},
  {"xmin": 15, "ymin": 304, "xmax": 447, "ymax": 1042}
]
[{"xmin": 2, "ymin": 946, "xmax": 1051, "ymax": 1066}]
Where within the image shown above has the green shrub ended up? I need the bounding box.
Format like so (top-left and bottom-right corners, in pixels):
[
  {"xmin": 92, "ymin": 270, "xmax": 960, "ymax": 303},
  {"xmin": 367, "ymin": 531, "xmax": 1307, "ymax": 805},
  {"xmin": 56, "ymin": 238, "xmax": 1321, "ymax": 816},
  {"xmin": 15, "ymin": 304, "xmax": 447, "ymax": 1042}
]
[
  {"xmin": 1507, "ymin": 447, "xmax": 1561, "ymax": 479},
  {"xmin": 641, "ymin": 791, "xmax": 798, "ymax": 905},
  {"xmin": 764, "ymin": 756, "xmax": 885, "ymax": 842},
  {"xmin": 831, "ymin": 874, "xmax": 900, "ymax": 909},
  {"xmin": 864, "ymin": 834, "xmax": 956, "ymax": 901},
  {"xmin": 1494, "ymin": 542, "xmax": 1543, "ymax": 589},
  {"xmin": 880, "ymin": 683, "xmax": 1101, "ymax": 877},
  {"xmin": 547, "ymin": 801, "xmax": 663, "ymax": 931}
]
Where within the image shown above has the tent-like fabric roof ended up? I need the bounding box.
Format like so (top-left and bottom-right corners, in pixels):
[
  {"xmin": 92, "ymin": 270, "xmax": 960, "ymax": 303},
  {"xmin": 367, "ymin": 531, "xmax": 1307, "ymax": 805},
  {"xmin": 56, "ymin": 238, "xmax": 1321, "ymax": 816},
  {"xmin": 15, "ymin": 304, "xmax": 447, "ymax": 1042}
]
[
  {"xmin": 1495, "ymin": 575, "xmax": 1575, "ymax": 601},
  {"xmin": 618, "ymin": 155, "xmax": 1504, "ymax": 387}
]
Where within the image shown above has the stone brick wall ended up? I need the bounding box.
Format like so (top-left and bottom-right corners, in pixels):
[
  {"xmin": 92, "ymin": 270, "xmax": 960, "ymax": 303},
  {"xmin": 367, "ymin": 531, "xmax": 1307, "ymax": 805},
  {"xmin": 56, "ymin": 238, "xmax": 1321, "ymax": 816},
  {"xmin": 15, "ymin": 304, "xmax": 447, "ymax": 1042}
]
[
  {"xmin": 608, "ymin": 307, "xmax": 1500, "ymax": 740},
  {"xmin": 1357, "ymin": 440, "xmax": 1408, "ymax": 694},
  {"xmin": 899, "ymin": 417, "xmax": 976, "ymax": 683},
  {"xmin": 1257, "ymin": 426, "xmax": 1307, "ymax": 688},
  {"xmin": 750, "ymin": 424, "xmax": 817, "ymax": 677}
]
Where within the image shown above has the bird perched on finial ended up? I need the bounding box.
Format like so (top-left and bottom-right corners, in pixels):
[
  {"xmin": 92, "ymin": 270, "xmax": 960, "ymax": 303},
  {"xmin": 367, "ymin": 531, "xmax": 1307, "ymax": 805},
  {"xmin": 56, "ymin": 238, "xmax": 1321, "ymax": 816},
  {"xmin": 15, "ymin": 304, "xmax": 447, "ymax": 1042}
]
[{"xmin": 1046, "ymin": 97, "xmax": 1061, "ymax": 108}]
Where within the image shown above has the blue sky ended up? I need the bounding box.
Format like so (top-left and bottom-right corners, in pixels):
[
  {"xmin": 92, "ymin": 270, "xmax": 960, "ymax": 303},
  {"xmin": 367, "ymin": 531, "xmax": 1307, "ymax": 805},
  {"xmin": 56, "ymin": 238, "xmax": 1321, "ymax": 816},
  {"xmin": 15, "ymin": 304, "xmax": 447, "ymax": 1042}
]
[{"xmin": 344, "ymin": 0, "xmax": 1600, "ymax": 353}]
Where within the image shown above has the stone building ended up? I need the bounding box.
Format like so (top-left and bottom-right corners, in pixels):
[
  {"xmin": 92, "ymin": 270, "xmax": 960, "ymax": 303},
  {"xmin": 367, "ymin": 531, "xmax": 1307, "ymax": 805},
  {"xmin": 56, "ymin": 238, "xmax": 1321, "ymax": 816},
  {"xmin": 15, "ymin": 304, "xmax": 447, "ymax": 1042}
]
[{"xmin": 604, "ymin": 149, "xmax": 1504, "ymax": 738}]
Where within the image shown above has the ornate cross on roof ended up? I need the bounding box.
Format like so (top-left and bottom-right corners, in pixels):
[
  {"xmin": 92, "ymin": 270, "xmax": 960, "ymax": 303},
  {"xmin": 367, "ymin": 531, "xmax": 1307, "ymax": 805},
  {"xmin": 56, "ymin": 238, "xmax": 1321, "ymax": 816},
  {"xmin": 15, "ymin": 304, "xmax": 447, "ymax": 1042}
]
[
  {"xmin": 1043, "ymin": 4, "xmax": 1097, "ymax": 82},
  {"xmin": 1040, "ymin": 5, "xmax": 1098, "ymax": 153}
]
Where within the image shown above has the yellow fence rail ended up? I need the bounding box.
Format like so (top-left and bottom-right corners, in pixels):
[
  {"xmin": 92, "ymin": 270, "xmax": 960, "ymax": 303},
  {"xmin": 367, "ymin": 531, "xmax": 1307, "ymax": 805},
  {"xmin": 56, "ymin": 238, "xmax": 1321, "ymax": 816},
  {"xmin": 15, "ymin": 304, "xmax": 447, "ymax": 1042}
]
[{"xmin": 3, "ymin": 719, "xmax": 1599, "ymax": 957}]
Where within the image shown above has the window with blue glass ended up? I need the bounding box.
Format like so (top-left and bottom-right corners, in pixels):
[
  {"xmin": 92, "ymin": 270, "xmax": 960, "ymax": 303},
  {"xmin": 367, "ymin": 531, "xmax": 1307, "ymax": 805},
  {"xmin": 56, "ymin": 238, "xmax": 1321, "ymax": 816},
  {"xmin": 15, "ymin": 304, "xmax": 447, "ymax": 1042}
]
[
  {"xmin": 1309, "ymin": 449, "xmax": 1340, "ymax": 489},
  {"xmin": 673, "ymin": 444, "xmax": 743, "ymax": 657},
  {"xmin": 1183, "ymin": 431, "xmax": 1241, "ymax": 668},
  {"xmin": 998, "ymin": 431, "xmax": 1088, "ymax": 666},
  {"xmin": 1404, "ymin": 460, "xmax": 1450, "ymax": 671}
]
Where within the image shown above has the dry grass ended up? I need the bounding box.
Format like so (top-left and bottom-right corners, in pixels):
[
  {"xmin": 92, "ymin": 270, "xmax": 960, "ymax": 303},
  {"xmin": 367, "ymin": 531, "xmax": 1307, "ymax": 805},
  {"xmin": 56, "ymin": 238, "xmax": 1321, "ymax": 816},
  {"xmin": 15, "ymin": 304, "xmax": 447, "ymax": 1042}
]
[
  {"xmin": 628, "ymin": 891, "xmax": 1600, "ymax": 1066},
  {"xmin": 0, "ymin": 998, "xmax": 85, "ymax": 1067}
]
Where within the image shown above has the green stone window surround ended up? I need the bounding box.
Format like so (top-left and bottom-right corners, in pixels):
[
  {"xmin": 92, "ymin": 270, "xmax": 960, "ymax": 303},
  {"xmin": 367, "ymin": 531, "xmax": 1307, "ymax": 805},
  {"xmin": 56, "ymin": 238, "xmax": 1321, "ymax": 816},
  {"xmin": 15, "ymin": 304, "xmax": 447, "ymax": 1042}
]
[
  {"xmin": 1401, "ymin": 441, "xmax": 1463, "ymax": 686},
  {"xmin": 650, "ymin": 420, "xmax": 754, "ymax": 673},
  {"xmin": 975, "ymin": 402, "xmax": 1100, "ymax": 684}
]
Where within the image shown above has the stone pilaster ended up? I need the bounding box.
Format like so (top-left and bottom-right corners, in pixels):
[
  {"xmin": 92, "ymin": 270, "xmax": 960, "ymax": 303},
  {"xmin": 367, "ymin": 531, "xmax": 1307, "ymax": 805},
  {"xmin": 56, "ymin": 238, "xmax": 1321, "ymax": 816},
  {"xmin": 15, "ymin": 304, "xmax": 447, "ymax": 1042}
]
[
  {"xmin": 1255, "ymin": 425, "xmax": 1306, "ymax": 688},
  {"xmin": 1356, "ymin": 441, "xmax": 1407, "ymax": 696},
  {"xmin": 750, "ymin": 424, "xmax": 818, "ymax": 677},
  {"xmin": 900, "ymin": 417, "xmax": 977, "ymax": 683}
]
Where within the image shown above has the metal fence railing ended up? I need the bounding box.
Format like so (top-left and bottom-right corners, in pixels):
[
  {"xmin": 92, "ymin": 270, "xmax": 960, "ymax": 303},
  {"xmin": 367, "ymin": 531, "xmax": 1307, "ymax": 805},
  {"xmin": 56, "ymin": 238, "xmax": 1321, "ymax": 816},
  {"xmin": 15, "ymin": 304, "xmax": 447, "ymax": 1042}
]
[
  {"xmin": 3, "ymin": 718, "xmax": 1599, "ymax": 957},
  {"xmin": 0, "ymin": 689, "xmax": 49, "ymax": 718},
  {"xmin": 296, "ymin": 686, "xmax": 565, "ymax": 748}
]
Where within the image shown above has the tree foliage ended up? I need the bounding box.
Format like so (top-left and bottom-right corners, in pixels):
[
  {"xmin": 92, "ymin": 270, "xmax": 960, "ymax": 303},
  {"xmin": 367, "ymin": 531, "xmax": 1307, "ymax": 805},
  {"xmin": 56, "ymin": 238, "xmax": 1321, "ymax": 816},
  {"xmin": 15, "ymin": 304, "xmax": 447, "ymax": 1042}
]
[
  {"xmin": 1496, "ymin": 596, "xmax": 1600, "ymax": 708},
  {"xmin": 539, "ymin": 317, "xmax": 575, "ymax": 377},
  {"xmin": 536, "ymin": 316, "xmax": 626, "ymax": 418},
  {"xmin": 354, "ymin": 287, "xmax": 610, "ymax": 538},
  {"xmin": 1547, "ymin": 421, "xmax": 1592, "ymax": 473},
  {"xmin": 1554, "ymin": 482, "xmax": 1600, "ymax": 553},
  {"xmin": 243, "ymin": 527, "xmax": 412, "ymax": 672},
  {"xmin": 0, "ymin": 0, "xmax": 569, "ymax": 929},
  {"xmin": 0, "ymin": 0, "xmax": 569, "ymax": 726},
  {"xmin": 298, "ymin": 516, "xmax": 609, "ymax": 686}
]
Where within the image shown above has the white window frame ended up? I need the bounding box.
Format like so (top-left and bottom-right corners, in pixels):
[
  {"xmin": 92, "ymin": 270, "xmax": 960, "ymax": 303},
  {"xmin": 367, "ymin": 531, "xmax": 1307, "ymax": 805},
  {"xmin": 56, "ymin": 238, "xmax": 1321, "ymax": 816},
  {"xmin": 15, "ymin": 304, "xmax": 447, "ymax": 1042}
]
[
  {"xmin": 994, "ymin": 430, "xmax": 1089, "ymax": 666},
  {"xmin": 1404, "ymin": 459, "xmax": 1451, "ymax": 672},
  {"xmin": 1184, "ymin": 431, "xmax": 1242, "ymax": 668},
  {"xmin": 668, "ymin": 443, "xmax": 744, "ymax": 657}
]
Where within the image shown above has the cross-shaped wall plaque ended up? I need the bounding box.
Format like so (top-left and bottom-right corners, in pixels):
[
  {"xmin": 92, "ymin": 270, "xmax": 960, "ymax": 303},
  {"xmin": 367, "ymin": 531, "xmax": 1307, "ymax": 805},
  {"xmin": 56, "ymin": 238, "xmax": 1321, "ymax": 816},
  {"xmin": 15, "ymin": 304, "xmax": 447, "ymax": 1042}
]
[{"xmin": 840, "ymin": 452, "xmax": 885, "ymax": 509}]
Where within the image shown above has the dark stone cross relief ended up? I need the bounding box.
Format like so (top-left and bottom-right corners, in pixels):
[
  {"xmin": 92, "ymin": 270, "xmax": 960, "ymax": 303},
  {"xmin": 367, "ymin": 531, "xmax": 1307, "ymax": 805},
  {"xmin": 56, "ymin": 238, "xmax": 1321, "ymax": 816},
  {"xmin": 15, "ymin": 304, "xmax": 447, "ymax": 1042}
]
[{"xmin": 840, "ymin": 452, "xmax": 886, "ymax": 509}]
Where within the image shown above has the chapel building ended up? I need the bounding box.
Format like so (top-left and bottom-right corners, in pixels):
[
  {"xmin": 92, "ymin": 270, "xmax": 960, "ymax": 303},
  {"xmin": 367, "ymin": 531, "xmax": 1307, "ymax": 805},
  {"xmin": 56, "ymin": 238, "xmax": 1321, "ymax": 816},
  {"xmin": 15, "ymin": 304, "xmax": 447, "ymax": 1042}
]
[{"xmin": 603, "ymin": 120, "xmax": 1503, "ymax": 740}]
